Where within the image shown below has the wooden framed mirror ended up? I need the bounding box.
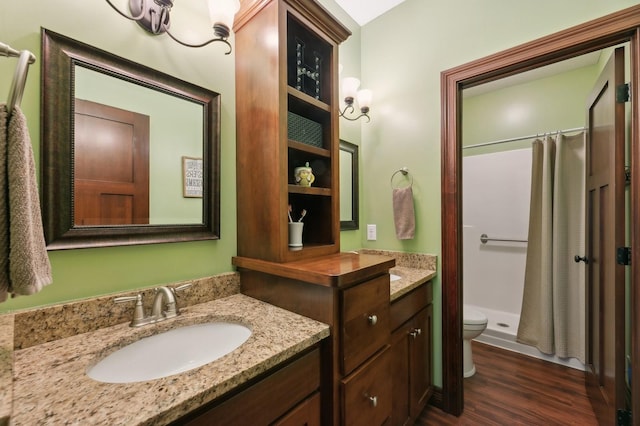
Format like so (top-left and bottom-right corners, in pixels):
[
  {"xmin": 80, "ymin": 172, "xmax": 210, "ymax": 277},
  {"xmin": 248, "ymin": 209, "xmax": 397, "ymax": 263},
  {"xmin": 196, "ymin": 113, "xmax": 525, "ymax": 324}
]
[
  {"xmin": 339, "ymin": 140, "xmax": 359, "ymax": 230},
  {"xmin": 41, "ymin": 29, "xmax": 221, "ymax": 249}
]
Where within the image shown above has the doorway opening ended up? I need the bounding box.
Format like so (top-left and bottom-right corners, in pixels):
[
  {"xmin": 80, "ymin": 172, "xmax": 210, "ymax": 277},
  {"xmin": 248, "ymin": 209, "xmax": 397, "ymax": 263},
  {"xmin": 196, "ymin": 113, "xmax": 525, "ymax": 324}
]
[
  {"xmin": 440, "ymin": 5, "xmax": 640, "ymax": 422},
  {"xmin": 461, "ymin": 45, "xmax": 628, "ymax": 372}
]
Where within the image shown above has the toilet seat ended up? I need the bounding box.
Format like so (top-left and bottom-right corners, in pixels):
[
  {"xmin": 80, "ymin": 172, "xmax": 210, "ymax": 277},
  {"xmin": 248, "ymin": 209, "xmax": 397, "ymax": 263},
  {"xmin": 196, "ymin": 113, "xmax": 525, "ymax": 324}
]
[{"xmin": 463, "ymin": 308, "xmax": 487, "ymax": 326}]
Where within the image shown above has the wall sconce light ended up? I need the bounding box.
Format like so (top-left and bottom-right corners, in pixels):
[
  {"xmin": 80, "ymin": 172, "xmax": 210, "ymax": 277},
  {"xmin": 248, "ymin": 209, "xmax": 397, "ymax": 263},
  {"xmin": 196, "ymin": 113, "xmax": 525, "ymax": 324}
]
[
  {"xmin": 106, "ymin": 0, "xmax": 240, "ymax": 54},
  {"xmin": 339, "ymin": 77, "xmax": 372, "ymax": 122}
]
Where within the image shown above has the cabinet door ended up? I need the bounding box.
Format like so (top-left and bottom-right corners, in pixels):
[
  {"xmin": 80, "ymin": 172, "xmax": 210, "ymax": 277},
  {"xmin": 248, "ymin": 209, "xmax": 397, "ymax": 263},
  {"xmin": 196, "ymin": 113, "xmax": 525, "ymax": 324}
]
[
  {"xmin": 272, "ymin": 392, "xmax": 321, "ymax": 426},
  {"xmin": 390, "ymin": 322, "xmax": 411, "ymax": 426},
  {"xmin": 409, "ymin": 306, "xmax": 432, "ymax": 419},
  {"xmin": 177, "ymin": 349, "xmax": 320, "ymax": 425}
]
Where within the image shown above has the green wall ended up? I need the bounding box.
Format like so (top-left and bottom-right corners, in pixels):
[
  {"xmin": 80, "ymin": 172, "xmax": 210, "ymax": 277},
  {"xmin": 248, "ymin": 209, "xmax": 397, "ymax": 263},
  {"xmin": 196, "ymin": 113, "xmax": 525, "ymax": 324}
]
[
  {"xmin": 462, "ymin": 63, "xmax": 600, "ymax": 156},
  {"xmin": 357, "ymin": 0, "xmax": 640, "ymax": 387}
]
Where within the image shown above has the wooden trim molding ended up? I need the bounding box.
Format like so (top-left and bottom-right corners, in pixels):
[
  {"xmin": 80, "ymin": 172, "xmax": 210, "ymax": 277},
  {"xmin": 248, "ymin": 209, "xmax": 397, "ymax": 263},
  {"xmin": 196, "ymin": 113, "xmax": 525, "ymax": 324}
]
[
  {"xmin": 441, "ymin": 4, "xmax": 640, "ymax": 419},
  {"xmin": 235, "ymin": 0, "xmax": 351, "ymax": 43}
]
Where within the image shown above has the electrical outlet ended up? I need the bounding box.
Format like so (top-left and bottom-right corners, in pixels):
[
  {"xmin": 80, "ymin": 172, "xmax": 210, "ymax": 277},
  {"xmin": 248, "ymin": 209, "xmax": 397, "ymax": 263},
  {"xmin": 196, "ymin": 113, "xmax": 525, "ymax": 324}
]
[{"xmin": 367, "ymin": 224, "xmax": 377, "ymax": 241}]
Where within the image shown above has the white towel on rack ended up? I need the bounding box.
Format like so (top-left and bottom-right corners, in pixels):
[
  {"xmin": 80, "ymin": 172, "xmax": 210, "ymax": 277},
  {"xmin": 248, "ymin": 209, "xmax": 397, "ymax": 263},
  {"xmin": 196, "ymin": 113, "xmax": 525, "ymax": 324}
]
[
  {"xmin": 392, "ymin": 186, "xmax": 415, "ymax": 240},
  {"xmin": 0, "ymin": 104, "xmax": 52, "ymax": 302}
]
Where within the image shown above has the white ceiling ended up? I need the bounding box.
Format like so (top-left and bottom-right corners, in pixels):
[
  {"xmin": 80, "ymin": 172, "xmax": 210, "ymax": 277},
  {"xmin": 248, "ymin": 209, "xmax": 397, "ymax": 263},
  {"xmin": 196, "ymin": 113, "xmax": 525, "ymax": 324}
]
[{"xmin": 335, "ymin": 0, "xmax": 407, "ymax": 26}]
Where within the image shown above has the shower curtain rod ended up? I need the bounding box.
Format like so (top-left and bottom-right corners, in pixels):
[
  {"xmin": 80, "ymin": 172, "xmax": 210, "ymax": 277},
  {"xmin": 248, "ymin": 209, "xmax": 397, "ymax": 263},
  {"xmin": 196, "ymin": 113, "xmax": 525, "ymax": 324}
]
[{"xmin": 462, "ymin": 126, "xmax": 586, "ymax": 150}]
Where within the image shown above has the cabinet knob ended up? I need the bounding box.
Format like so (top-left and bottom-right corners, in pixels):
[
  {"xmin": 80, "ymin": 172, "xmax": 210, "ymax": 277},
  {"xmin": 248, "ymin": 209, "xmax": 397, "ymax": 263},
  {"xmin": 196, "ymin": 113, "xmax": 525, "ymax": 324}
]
[
  {"xmin": 410, "ymin": 328, "xmax": 422, "ymax": 338},
  {"xmin": 368, "ymin": 395, "xmax": 378, "ymax": 408},
  {"xmin": 368, "ymin": 315, "xmax": 378, "ymax": 325}
]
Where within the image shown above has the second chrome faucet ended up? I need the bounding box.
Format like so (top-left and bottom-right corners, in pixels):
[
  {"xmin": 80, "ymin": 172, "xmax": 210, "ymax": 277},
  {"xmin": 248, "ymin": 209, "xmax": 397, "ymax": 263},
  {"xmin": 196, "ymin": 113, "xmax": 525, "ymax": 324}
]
[{"xmin": 115, "ymin": 283, "xmax": 192, "ymax": 327}]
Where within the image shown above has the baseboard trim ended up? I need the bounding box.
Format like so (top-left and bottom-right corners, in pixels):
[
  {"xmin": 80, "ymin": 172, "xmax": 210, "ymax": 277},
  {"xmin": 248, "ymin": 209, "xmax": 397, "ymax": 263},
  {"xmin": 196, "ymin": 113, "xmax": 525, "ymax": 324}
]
[{"xmin": 429, "ymin": 386, "xmax": 443, "ymax": 409}]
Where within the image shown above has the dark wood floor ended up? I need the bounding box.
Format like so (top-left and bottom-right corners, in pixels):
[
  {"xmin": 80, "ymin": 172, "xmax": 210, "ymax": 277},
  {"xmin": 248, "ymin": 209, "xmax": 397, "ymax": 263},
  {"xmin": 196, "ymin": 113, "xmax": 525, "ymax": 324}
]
[{"xmin": 417, "ymin": 342, "xmax": 598, "ymax": 425}]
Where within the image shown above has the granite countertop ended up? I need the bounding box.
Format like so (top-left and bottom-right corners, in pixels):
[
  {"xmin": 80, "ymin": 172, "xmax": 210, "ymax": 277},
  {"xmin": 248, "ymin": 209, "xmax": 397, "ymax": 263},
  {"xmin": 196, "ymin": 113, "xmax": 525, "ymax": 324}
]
[
  {"xmin": 1, "ymin": 253, "xmax": 436, "ymax": 425},
  {"xmin": 0, "ymin": 314, "xmax": 13, "ymax": 426},
  {"xmin": 389, "ymin": 266, "xmax": 436, "ymax": 302},
  {"xmin": 8, "ymin": 294, "xmax": 329, "ymax": 425}
]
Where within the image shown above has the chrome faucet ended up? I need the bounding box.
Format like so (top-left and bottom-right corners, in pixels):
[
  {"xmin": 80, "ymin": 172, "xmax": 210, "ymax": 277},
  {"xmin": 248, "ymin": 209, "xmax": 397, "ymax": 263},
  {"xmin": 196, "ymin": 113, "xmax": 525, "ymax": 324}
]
[
  {"xmin": 151, "ymin": 286, "xmax": 178, "ymax": 320},
  {"xmin": 114, "ymin": 283, "xmax": 192, "ymax": 327}
]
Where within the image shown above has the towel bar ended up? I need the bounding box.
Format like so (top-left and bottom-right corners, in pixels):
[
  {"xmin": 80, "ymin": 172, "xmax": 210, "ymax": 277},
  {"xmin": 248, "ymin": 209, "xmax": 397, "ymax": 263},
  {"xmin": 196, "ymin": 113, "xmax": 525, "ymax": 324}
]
[
  {"xmin": 1, "ymin": 41, "xmax": 36, "ymax": 117},
  {"xmin": 480, "ymin": 233, "xmax": 527, "ymax": 244}
]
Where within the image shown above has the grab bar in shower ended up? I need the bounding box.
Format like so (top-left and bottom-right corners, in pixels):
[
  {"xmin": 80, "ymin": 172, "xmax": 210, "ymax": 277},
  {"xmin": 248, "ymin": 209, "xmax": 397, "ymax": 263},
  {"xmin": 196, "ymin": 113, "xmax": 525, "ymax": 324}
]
[{"xmin": 480, "ymin": 233, "xmax": 527, "ymax": 244}]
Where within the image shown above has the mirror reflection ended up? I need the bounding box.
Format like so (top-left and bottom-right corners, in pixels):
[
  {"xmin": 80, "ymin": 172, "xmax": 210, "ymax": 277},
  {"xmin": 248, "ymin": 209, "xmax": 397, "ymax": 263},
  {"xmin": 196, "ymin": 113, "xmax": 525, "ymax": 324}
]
[
  {"xmin": 339, "ymin": 140, "xmax": 359, "ymax": 230},
  {"xmin": 74, "ymin": 66, "xmax": 203, "ymax": 226}
]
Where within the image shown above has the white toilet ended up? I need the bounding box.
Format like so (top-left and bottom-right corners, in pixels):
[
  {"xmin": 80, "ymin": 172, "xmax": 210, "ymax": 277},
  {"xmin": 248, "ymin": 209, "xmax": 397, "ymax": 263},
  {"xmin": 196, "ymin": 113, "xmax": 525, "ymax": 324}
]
[{"xmin": 463, "ymin": 307, "xmax": 488, "ymax": 378}]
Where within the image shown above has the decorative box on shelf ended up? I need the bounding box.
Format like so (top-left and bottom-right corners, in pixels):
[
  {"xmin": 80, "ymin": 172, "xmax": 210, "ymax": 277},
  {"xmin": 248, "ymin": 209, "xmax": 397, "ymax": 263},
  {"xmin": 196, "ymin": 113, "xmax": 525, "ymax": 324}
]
[{"xmin": 287, "ymin": 111, "xmax": 323, "ymax": 148}]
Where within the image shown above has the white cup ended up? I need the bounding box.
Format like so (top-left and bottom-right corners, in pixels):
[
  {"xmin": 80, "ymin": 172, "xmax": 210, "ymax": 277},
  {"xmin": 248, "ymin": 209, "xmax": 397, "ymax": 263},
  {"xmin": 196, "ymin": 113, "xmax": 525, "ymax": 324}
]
[{"xmin": 288, "ymin": 222, "xmax": 304, "ymax": 250}]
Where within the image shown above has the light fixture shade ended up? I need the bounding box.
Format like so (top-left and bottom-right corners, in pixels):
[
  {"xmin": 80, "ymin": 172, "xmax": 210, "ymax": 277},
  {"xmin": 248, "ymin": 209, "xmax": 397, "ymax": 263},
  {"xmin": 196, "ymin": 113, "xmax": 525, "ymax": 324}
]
[
  {"xmin": 342, "ymin": 77, "xmax": 361, "ymax": 101},
  {"xmin": 357, "ymin": 89, "xmax": 373, "ymax": 109},
  {"xmin": 208, "ymin": 0, "xmax": 241, "ymax": 30}
]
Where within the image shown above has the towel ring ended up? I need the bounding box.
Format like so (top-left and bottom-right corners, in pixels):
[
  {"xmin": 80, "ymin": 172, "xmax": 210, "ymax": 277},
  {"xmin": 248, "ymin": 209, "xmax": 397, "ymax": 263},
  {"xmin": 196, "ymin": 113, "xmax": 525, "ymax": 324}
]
[{"xmin": 390, "ymin": 167, "xmax": 413, "ymax": 189}]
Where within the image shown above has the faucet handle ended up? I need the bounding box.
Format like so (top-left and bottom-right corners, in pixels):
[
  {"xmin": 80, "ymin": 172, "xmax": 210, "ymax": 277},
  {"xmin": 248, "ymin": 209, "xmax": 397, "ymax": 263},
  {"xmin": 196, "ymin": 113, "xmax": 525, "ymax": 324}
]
[
  {"xmin": 169, "ymin": 283, "xmax": 192, "ymax": 315},
  {"xmin": 114, "ymin": 294, "xmax": 147, "ymax": 327},
  {"xmin": 114, "ymin": 295, "xmax": 139, "ymax": 304},
  {"xmin": 172, "ymin": 283, "xmax": 192, "ymax": 294}
]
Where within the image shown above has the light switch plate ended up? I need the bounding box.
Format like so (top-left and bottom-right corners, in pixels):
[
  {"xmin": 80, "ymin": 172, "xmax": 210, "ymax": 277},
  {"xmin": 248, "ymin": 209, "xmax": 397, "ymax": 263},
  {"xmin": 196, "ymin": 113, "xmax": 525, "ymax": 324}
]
[{"xmin": 367, "ymin": 224, "xmax": 377, "ymax": 240}]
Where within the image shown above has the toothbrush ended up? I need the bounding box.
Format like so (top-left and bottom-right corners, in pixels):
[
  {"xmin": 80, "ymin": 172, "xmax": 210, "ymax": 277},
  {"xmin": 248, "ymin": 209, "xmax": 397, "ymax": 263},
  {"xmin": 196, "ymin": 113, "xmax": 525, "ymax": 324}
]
[
  {"xmin": 298, "ymin": 209, "xmax": 307, "ymax": 222},
  {"xmin": 288, "ymin": 205, "xmax": 294, "ymax": 223}
]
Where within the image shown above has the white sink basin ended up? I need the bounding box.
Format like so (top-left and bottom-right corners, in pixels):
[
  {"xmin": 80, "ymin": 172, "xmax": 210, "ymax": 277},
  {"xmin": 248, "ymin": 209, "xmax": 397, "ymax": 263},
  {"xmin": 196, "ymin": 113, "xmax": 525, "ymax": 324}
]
[
  {"xmin": 87, "ymin": 322, "xmax": 251, "ymax": 383},
  {"xmin": 390, "ymin": 273, "xmax": 402, "ymax": 282}
]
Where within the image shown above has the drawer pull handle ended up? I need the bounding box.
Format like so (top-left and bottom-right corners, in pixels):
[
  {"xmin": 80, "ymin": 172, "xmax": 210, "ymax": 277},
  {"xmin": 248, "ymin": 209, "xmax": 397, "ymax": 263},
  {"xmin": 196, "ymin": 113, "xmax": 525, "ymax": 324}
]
[
  {"xmin": 368, "ymin": 315, "xmax": 378, "ymax": 325},
  {"xmin": 410, "ymin": 328, "xmax": 422, "ymax": 338},
  {"xmin": 368, "ymin": 395, "xmax": 378, "ymax": 407}
]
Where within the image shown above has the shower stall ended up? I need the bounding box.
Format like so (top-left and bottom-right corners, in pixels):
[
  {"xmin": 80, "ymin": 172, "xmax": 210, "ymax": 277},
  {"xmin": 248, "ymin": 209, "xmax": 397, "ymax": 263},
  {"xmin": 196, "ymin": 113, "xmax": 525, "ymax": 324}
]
[{"xmin": 463, "ymin": 146, "xmax": 585, "ymax": 370}]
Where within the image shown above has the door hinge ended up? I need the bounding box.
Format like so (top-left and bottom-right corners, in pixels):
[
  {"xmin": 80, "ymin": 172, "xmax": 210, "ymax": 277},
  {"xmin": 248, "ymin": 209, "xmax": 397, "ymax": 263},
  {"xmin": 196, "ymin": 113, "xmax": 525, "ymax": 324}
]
[
  {"xmin": 625, "ymin": 167, "xmax": 631, "ymax": 185},
  {"xmin": 617, "ymin": 83, "xmax": 630, "ymax": 103},
  {"xmin": 617, "ymin": 247, "xmax": 631, "ymax": 266},
  {"xmin": 617, "ymin": 409, "xmax": 631, "ymax": 426}
]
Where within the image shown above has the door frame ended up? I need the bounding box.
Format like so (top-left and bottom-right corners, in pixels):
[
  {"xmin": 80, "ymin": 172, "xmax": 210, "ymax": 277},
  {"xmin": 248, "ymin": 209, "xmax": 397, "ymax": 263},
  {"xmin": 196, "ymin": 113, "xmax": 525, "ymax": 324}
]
[{"xmin": 440, "ymin": 5, "xmax": 640, "ymax": 420}]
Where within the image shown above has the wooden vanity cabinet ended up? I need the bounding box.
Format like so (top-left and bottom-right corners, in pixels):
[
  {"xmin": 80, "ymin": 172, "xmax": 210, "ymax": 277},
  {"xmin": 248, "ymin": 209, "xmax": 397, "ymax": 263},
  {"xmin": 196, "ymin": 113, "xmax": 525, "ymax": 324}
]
[
  {"xmin": 173, "ymin": 347, "xmax": 322, "ymax": 425},
  {"xmin": 234, "ymin": 252, "xmax": 395, "ymax": 426},
  {"xmin": 233, "ymin": 2, "xmax": 395, "ymax": 424},
  {"xmin": 389, "ymin": 282, "xmax": 433, "ymax": 426}
]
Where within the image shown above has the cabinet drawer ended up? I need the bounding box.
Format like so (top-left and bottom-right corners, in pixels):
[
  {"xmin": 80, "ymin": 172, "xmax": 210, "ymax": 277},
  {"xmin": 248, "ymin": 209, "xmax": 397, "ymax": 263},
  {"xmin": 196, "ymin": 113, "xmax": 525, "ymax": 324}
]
[
  {"xmin": 177, "ymin": 348, "xmax": 321, "ymax": 425},
  {"xmin": 342, "ymin": 346, "xmax": 392, "ymax": 426},
  {"xmin": 341, "ymin": 276, "xmax": 390, "ymax": 374},
  {"xmin": 390, "ymin": 281, "xmax": 432, "ymax": 331}
]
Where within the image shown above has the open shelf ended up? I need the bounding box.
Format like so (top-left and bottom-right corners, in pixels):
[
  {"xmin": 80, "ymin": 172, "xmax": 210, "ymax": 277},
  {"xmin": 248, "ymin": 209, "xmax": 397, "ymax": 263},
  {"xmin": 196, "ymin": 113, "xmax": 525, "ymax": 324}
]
[{"xmin": 235, "ymin": 0, "xmax": 348, "ymax": 263}]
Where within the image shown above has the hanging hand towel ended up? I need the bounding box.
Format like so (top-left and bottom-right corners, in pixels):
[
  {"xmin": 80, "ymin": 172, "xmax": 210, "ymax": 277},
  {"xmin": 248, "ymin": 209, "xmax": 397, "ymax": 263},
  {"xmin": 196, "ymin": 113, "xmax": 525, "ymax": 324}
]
[
  {"xmin": 4, "ymin": 105, "xmax": 52, "ymax": 300},
  {"xmin": 393, "ymin": 186, "xmax": 415, "ymax": 239},
  {"xmin": 0, "ymin": 105, "xmax": 9, "ymax": 302}
]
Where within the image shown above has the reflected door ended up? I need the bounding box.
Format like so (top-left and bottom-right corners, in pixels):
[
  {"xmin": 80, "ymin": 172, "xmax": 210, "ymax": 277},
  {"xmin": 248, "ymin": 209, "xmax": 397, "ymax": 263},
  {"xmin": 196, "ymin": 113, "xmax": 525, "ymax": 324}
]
[{"xmin": 74, "ymin": 99, "xmax": 150, "ymax": 225}]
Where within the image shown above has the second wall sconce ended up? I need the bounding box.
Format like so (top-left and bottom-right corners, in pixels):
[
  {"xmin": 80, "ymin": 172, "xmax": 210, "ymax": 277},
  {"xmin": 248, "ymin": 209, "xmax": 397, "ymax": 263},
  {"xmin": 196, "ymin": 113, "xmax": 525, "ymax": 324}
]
[
  {"xmin": 106, "ymin": 0, "xmax": 240, "ymax": 54},
  {"xmin": 339, "ymin": 77, "xmax": 372, "ymax": 122}
]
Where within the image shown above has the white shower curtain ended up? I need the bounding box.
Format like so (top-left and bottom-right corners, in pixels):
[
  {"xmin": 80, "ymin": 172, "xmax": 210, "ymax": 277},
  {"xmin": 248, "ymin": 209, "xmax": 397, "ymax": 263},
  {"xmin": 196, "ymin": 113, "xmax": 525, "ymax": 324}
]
[{"xmin": 517, "ymin": 132, "xmax": 585, "ymax": 362}]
